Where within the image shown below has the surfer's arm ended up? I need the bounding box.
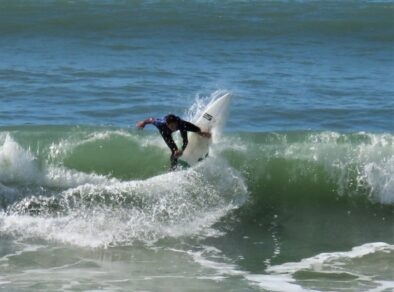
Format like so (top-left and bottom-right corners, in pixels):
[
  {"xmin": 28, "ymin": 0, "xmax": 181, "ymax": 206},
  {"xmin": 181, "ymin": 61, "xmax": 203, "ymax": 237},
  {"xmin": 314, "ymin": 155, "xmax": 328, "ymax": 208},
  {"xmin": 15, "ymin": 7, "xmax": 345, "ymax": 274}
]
[
  {"xmin": 179, "ymin": 121, "xmax": 201, "ymax": 151},
  {"xmin": 182, "ymin": 121, "xmax": 201, "ymax": 133},
  {"xmin": 136, "ymin": 118, "xmax": 155, "ymax": 129},
  {"xmin": 161, "ymin": 133, "xmax": 178, "ymax": 153},
  {"xmin": 181, "ymin": 121, "xmax": 211, "ymax": 141},
  {"xmin": 180, "ymin": 130, "xmax": 188, "ymax": 151}
]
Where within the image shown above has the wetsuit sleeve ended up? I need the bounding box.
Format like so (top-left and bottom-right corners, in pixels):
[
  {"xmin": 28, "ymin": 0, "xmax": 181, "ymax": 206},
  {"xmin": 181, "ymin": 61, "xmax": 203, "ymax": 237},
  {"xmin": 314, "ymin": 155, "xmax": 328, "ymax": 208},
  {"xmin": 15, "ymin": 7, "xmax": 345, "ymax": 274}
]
[
  {"xmin": 181, "ymin": 130, "xmax": 188, "ymax": 151},
  {"xmin": 179, "ymin": 121, "xmax": 201, "ymax": 151},
  {"xmin": 181, "ymin": 121, "xmax": 201, "ymax": 133},
  {"xmin": 143, "ymin": 117, "xmax": 155, "ymax": 126}
]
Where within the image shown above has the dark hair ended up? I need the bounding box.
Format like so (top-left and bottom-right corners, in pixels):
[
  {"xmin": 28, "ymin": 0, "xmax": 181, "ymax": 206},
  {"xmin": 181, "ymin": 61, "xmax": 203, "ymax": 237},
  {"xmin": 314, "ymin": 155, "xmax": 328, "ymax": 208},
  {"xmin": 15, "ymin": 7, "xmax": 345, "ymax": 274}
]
[{"xmin": 166, "ymin": 114, "xmax": 179, "ymax": 124}]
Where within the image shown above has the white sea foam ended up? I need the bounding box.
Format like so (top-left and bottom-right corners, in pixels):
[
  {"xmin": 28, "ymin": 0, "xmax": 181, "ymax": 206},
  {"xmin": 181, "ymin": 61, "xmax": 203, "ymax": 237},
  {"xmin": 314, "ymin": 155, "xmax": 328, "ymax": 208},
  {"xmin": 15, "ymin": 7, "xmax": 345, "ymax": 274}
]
[
  {"xmin": 0, "ymin": 134, "xmax": 41, "ymax": 184},
  {"xmin": 185, "ymin": 242, "xmax": 394, "ymax": 292},
  {"xmin": 267, "ymin": 242, "xmax": 394, "ymax": 274},
  {"xmin": 245, "ymin": 274, "xmax": 314, "ymax": 292},
  {"xmin": 0, "ymin": 158, "xmax": 248, "ymax": 247},
  {"xmin": 187, "ymin": 248, "xmax": 246, "ymax": 277},
  {"xmin": 300, "ymin": 132, "xmax": 394, "ymax": 204},
  {"xmin": 0, "ymin": 127, "xmax": 248, "ymax": 247},
  {"xmin": 0, "ymin": 133, "xmax": 122, "ymax": 188},
  {"xmin": 258, "ymin": 242, "xmax": 394, "ymax": 292}
]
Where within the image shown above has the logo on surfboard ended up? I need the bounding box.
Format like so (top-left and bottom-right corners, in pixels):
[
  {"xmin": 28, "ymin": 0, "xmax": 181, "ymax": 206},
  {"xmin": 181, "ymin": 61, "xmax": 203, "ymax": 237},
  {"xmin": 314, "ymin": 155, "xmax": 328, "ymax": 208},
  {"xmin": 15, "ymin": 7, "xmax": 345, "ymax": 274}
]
[{"xmin": 203, "ymin": 113, "xmax": 213, "ymax": 121}]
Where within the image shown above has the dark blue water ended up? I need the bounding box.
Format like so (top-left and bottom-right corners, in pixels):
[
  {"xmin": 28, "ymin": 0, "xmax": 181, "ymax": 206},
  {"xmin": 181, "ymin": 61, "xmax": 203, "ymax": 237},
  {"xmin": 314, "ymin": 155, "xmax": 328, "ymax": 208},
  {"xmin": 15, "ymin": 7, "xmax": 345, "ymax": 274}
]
[{"xmin": 1, "ymin": 0, "xmax": 393, "ymax": 131}]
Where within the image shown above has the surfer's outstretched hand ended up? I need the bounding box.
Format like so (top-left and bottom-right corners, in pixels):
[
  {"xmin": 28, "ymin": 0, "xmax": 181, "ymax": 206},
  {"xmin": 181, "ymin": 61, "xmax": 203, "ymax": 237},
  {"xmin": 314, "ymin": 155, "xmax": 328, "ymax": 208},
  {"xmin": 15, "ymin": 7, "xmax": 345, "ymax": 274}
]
[
  {"xmin": 136, "ymin": 121, "xmax": 145, "ymax": 129},
  {"xmin": 199, "ymin": 131, "xmax": 211, "ymax": 138}
]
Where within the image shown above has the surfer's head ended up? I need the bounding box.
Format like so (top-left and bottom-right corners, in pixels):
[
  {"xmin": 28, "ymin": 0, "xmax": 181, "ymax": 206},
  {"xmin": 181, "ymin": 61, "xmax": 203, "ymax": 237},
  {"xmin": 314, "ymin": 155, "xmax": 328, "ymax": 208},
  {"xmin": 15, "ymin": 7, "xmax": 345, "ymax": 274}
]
[{"xmin": 166, "ymin": 114, "xmax": 179, "ymax": 131}]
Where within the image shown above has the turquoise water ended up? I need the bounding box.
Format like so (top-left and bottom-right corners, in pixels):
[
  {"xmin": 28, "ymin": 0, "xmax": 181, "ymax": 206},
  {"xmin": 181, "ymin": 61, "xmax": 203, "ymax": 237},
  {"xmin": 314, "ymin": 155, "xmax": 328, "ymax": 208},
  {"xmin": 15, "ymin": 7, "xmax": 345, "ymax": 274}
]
[{"xmin": 0, "ymin": 0, "xmax": 393, "ymax": 291}]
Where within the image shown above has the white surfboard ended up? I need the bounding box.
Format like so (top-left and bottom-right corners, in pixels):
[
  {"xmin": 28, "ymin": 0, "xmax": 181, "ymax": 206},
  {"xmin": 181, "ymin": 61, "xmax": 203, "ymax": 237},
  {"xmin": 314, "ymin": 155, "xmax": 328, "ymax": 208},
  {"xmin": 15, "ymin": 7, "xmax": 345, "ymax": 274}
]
[{"xmin": 179, "ymin": 93, "xmax": 231, "ymax": 167}]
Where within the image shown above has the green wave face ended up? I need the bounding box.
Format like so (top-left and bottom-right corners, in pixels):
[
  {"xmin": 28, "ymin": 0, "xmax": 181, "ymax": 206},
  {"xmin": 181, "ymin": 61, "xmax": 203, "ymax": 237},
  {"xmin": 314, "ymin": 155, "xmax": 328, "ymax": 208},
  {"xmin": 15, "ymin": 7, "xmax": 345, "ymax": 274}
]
[{"xmin": 0, "ymin": 126, "xmax": 393, "ymax": 201}]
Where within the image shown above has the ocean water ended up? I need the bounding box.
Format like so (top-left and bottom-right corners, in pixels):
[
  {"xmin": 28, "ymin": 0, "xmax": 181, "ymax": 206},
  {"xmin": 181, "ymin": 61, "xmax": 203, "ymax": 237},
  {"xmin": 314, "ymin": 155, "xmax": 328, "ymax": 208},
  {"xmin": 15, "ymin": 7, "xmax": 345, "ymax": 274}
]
[{"xmin": 0, "ymin": 0, "xmax": 393, "ymax": 291}]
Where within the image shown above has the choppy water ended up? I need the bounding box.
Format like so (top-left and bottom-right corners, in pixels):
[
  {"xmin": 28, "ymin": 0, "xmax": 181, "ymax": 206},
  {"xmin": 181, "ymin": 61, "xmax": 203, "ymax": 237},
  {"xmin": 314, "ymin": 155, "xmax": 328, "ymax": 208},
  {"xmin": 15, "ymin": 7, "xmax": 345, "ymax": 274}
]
[{"xmin": 0, "ymin": 0, "xmax": 393, "ymax": 291}]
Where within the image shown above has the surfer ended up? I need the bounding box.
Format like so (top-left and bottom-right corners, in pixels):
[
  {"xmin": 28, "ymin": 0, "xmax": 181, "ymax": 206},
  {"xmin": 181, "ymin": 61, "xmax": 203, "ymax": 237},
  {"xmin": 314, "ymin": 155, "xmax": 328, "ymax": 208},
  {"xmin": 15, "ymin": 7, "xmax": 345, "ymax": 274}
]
[{"xmin": 136, "ymin": 114, "xmax": 211, "ymax": 169}]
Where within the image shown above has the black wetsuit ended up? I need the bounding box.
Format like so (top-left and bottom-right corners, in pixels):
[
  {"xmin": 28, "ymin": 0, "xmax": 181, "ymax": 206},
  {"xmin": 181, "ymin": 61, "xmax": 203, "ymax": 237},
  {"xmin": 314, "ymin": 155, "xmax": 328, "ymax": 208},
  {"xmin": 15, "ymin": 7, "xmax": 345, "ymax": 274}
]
[{"xmin": 152, "ymin": 115, "xmax": 201, "ymax": 169}]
